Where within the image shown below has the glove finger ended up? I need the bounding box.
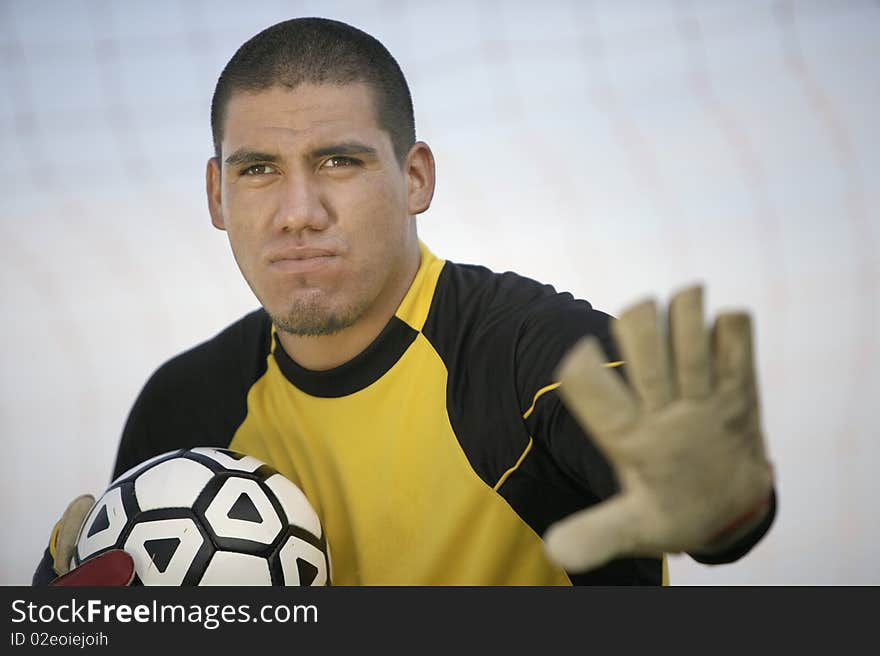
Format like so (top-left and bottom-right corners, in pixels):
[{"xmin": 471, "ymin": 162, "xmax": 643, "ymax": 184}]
[
  {"xmin": 712, "ymin": 312, "xmax": 755, "ymax": 389},
  {"xmin": 669, "ymin": 285, "xmax": 711, "ymax": 399},
  {"xmin": 555, "ymin": 336, "xmax": 638, "ymax": 440},
  {"xmin": 543, "ymin": 494, "xmax": 642, "ymax": 573},
  {"xmin": 612, "ymin": 299, "xmax": 674, "ymax": 411},
  {"xmin": 50, "ymin": 549, "xmax": 135, "ymax": 587},
  {"xmin": 713, "ymin": 312, "xmax": 768, "ymax": 460},
  {"xmin": 53, "ymin": 494, "xmax": 95, "ymax": 575},
  {"xmin": 712, "ymin": 312, "xmax": 760, "ymax": 427}
]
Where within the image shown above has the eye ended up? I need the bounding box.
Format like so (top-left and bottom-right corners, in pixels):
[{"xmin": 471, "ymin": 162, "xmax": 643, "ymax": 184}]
[
  {"xmin": 242, "ymin": 164, "xmax": 278, "ymax": 176},
  {"xmin": 321, "ymin": 156, "xmax": 360, "ymax": 170}
]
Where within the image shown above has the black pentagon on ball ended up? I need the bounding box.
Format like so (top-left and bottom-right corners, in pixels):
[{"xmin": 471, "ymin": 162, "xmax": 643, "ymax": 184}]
[
  {"xmin": 123, "ymin": 508, "xmax": 216, "ymax": 586},
  {"xmin": 177, "ymin": 448, "xmax": 281, "ymax": 479},
  {"xmin": 76, "ymin": 505, "xmax": 216, "ymax": 586},
  {"xmin": 266, "ymin": 524, "xmax": 331, "ymax": 586},
  {"xmin": 192, "ymin": 471, "xmax": 288, "ymax": 556}
]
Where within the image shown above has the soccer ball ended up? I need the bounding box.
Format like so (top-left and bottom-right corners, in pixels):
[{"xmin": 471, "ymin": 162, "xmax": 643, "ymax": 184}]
[{"xmin": 74, "ymin": 447, "xmax": 330, "ymax": 586}]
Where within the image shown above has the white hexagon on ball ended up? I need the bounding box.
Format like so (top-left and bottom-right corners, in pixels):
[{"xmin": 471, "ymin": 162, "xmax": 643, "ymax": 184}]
[
  {"xmin": 135, "ymin": 457, "xmax": 214, "ymax": 511},
  {"xmin": 111, "ymin": 449, "xmax": 183, "ymax": 485},
  {"xmin": 278, "ymin": 535, "xmax": 328, "ymax": 586},
  {"xmin": 264, "ymin": 473, "xmax": 322, "ymax": 539},
  {"xmin": 124, "ymin": 517, "xmax": 205, "ymax": 586},
  {"xmin": 200, "ymin": 551, "xmax": 272, "ymax": 586},
  {"xmin": 77, "ymin": 487, "xmax": 128, "ymax": 559},
  {"xmin": 204, "ymin": 477, "xmax": 281, "ymax": 544}
]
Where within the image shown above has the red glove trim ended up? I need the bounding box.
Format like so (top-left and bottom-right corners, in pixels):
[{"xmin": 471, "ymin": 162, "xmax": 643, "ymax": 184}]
[
  {"xmin": 709, "ymin": 494, "xmax": 772, "ymax": 544},
  {"xmin": 50, "ymin": 550, "xmax": 135, "ymax": 587}
]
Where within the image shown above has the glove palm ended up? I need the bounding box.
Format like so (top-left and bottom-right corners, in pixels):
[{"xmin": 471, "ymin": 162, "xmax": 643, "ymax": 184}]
[{"xmin": 544, "ymin": 286, "xmax": 774, "ymax": 572}]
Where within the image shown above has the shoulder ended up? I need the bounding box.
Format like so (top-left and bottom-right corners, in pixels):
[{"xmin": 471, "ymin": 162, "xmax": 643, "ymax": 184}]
[
  {"xmin": 431, "ymin": 259, "xmax": 612, "ymax": 335},
  {"xmin": 429, "ymin": 260, "xmax": 568, "ymax": 319},
  {"xmin": 426, "ymin": 259, "xmax": 617, "ymax": 400},
  {"xmin": 113, "ymin": 309, "xmax": 272, "ymax": 478},
  {"xmin": 145, "ymin": 308, "xmax": 272, "ymax": 390}
]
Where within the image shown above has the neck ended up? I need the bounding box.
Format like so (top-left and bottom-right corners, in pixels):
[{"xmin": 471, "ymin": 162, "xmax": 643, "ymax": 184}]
[{"xmin": 275, "ymin": 243, "xmax": 421, "ymax": 372}]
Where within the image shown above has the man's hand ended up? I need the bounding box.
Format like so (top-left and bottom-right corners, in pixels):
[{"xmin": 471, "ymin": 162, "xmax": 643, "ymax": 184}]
[
  {"xmin": 543, "ymin": 285, "xmax": 774, "ymax": 573},
  {"xmin": 33, "ymin": 495, "xmax": 134, "ymax": 586}
]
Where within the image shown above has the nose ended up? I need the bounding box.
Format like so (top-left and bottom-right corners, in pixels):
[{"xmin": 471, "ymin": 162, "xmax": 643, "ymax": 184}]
[{"xmin": 275, "ymin": 172, "xmax": 331, "ymax": 234}]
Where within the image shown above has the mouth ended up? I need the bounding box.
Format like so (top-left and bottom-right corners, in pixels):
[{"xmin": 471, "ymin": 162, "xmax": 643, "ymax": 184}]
[{"xmin": 268, "ymin": 248, "xmax": 339, "ymax": 274}]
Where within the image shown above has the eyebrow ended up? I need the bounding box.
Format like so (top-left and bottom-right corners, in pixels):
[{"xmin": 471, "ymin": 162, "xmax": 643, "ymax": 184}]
[
  {"xmin": 224, "ymin": 150, "xmax": 279, "ymax": 167},
  {"xmin": 224, "ymin": 142, "xmax": 378, "ymax": 167},
  {"xmin": 310, "ymin": 142, "xmax": 378, "ymax": 159}
]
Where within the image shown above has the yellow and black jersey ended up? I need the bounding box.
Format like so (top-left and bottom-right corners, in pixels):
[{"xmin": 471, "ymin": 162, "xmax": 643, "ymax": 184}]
[{"xmin": 114, "ymin": 242, "xmax": 773, "ymax": 585}]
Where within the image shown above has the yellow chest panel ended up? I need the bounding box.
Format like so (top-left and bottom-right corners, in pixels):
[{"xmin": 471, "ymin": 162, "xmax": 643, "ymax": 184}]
[{"xmin": 229, "ymin": 332, "xmax": 571, "ymax": 585}]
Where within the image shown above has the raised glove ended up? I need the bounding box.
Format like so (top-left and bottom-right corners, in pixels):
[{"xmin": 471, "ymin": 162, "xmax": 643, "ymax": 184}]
[{"xmin": 543, "ymin": 285, "xmax": 774, "ymax": 573}]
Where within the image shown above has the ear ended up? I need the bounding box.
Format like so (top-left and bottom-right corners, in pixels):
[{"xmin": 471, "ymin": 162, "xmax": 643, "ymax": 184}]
[
  {"xmin": 206, "ymin": 157, "xmax": 226, "ymax": 230},
  {"xmin": 404, "ymin": 141, "xmax": 436, "ymax": 215}
]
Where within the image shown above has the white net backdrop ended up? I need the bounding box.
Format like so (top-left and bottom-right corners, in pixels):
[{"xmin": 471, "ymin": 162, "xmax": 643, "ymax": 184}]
[{"xmin": 1, "ymin": 0, "xmax": 877, "ymax": 584}]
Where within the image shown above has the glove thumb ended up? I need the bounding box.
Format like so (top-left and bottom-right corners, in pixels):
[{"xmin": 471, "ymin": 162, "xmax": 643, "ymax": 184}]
[
  {"xmin": 543, "ymin": 495, "xmax": 641, "ymax": 573},
  {"xmin": 52, "ymin": 494, "xmax": 95, "ymax": 575}
]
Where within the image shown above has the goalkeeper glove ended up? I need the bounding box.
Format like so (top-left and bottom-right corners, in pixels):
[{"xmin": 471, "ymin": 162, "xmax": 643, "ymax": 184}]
[
  {"xmin": 543, "ymin": 285, "xmax": 774, "ymax": 572},
  {"xmin": 33, "ymin": 494, "xmax": 134, "ymax": 586}
]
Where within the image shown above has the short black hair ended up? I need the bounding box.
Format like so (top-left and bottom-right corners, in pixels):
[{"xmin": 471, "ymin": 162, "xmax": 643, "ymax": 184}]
[{"xmin": 210, "ymin": 18, "xmax": 416, "ymax": 165}]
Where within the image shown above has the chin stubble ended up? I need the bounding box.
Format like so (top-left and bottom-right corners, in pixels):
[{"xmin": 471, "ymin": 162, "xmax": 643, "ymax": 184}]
[{"xmin": 269, "ymin": 297, "xmax": 368, "ymax": 337}]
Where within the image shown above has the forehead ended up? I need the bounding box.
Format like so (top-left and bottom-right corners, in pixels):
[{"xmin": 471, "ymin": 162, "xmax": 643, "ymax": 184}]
[{"xmin": 221, "ymin": 83, "xmax": 385, "ymax": 152}]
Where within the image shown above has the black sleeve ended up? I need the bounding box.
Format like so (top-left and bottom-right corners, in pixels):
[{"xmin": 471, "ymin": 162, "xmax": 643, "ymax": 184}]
[
  {"xmin": 515, "ymin": 290, "xmax": 624, "ymax": 500},
  {"xmin": 32, "ymin": 548, "xmax": 56, "ymax": 586},
  {"xmin": 112, "ymin": 309, "xmax": 272, "ymax": 480}
]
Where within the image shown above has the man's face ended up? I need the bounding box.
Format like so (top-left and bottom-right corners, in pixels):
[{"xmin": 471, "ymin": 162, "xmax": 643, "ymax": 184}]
[{"xmin": 207, "ymin": 83, "xmax": 432, "ymax": 336}]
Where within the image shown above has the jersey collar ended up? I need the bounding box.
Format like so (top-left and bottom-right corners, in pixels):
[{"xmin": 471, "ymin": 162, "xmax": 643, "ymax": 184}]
[{"xmin": 271, "ymin": 241, "xmax": 445, "ymax": 397}]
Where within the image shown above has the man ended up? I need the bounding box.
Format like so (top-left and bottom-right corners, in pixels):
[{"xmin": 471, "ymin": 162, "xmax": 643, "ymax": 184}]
[{"xmin": 36, "ymin": 17, "xmax": 775, "ymax": 586}]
